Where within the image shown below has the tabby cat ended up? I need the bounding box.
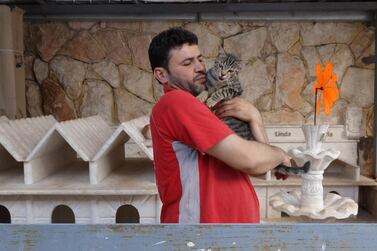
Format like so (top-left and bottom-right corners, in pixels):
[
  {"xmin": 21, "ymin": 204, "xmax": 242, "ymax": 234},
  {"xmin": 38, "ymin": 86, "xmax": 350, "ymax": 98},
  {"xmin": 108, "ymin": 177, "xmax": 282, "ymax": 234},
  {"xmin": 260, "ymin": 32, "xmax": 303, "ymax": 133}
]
[
  {"xmin": 197, "ymin": 53, "xmax": 254, "ymax": 140},
  {"xmin": 197, "ymin": 53, "xmax": 310, "ymax": 179}
]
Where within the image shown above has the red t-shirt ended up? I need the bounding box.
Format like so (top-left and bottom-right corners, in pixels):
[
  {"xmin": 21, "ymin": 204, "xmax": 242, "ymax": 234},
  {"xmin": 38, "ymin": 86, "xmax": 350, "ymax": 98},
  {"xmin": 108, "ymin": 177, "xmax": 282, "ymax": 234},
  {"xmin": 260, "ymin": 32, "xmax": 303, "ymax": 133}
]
[{"xmin": 150, "ymin": 88, "xmax": 260, "ymax": 223}]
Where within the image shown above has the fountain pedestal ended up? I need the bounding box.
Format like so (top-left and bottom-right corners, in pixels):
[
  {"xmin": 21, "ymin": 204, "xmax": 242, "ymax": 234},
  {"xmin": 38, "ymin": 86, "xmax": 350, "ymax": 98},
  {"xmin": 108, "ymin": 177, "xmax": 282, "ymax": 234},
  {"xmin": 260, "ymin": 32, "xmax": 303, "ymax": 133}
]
[
  {"xmin": 300, "ymin": 170, "xmax": 324, "ymax": 211},
  {"xmin": 269, "ymin": 125, "xmax": 359, "ymax": 220}
]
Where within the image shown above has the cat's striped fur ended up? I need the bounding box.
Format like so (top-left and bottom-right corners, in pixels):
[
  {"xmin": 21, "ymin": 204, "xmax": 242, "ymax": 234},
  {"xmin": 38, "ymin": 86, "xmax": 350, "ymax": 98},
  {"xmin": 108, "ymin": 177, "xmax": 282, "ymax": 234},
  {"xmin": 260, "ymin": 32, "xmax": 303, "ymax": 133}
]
[{"xmin": 197, "ymin": 53, "xmax": 254, "ymax": 140}]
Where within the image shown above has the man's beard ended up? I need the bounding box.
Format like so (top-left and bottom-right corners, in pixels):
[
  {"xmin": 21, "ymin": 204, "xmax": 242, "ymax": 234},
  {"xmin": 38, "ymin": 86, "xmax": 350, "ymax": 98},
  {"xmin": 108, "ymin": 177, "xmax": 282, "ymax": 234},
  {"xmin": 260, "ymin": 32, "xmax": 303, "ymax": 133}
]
[
  {"xmin": 189, "ymin": 84, "xmax": 204, "ymax": 96},
  {"xmin": 190, "ymin": 73, "xmax": 206, "ymax": 96},
  {"xmin": 170, "ymin": 78, "xmax": 205, "ymax": 96}
]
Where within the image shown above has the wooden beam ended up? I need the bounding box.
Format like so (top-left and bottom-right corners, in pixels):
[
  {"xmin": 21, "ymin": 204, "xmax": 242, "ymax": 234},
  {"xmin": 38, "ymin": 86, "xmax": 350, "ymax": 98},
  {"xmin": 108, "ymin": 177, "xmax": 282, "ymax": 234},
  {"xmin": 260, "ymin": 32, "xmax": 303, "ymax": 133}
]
[{"xmin": 1, "ymin": 224, "xmax": 377, "ymax": 250}]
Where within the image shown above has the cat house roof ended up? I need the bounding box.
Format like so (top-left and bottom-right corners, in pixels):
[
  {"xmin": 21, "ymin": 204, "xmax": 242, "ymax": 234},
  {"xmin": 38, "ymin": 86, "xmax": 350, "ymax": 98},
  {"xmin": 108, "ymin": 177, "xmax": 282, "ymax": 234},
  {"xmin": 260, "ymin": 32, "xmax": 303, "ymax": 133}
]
[
  {"xmin": 0, "ymin": 115, "xmax": 57, "ymax": 161},
  {"xmin": 94, "ymin": 115, "xmax": 153, "ymax": 161},
  {"xmin": 27, "ymin": 116, "xmax": 113, "ymax": 162}
]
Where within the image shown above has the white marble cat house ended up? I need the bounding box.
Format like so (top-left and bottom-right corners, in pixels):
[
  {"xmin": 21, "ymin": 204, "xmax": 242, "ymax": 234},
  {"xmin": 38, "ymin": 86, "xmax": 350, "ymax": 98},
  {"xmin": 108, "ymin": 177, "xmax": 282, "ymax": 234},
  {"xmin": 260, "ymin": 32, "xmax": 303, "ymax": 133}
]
[
  {"xmin": 122, "ymin": 115, "xmax": 153, "ymax": 161},
  {"xmin": 88, "ymin": 115, "xmax": 158, "ymax": 223},
  {"xmin": 25, "ymin": 116, "xmax": 113, "ymax": 185},
  {"xmin": 0, "ymin": 115, "xmax": 56, "ymax": 172},
  {"xmin": 91, "ymin": 115, "xmax": 153, "ymax": 184},
  {"xmin": 0, "ymin": 115, "xmax": 160, "ymax": 224}
]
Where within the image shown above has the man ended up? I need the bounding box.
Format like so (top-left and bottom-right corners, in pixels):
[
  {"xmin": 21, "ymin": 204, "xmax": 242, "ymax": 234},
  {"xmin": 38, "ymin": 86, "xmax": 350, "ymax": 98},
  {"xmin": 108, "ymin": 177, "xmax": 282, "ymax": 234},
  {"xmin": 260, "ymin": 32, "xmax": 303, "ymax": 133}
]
[{"xmin": 148, "ymin": 27, "xmax": 291, "ymax": 223}]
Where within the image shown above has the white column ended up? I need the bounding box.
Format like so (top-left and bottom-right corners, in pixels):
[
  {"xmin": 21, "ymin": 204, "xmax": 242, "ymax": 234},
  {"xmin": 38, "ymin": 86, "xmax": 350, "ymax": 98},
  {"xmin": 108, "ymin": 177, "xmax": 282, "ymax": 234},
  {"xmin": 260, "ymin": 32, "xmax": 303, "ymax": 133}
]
[
  {"xmin": 0, "ymin": 6, "xmax": 25, "ymax": 119},
  {"xmin": 12, "ymin": 7, "xmax": 26, "ymax": 117}
]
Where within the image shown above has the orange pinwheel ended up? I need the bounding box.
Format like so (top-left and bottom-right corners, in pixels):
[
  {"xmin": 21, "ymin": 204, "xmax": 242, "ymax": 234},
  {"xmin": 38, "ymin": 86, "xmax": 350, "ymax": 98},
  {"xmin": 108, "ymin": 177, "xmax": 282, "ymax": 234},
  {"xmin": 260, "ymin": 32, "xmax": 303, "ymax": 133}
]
[{"xmin": 312, "ymin": 63, "xmax": 339, "ymax": 116}]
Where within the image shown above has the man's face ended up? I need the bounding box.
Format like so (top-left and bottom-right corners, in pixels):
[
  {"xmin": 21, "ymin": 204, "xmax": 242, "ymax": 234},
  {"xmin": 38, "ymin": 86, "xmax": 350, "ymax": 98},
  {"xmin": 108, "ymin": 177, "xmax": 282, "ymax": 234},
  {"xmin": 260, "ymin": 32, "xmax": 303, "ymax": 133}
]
[{"xmin": 165, "ymin": 44, "xmax": 206, "ymax": 96}]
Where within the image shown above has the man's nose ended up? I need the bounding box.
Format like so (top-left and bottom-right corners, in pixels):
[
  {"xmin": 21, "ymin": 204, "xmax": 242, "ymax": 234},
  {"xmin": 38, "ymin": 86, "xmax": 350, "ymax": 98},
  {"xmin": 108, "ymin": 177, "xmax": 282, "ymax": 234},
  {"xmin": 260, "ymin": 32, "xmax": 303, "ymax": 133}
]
[{"xmin": 194, "ymin": 60, "xmax": 205, "ymax": 72}]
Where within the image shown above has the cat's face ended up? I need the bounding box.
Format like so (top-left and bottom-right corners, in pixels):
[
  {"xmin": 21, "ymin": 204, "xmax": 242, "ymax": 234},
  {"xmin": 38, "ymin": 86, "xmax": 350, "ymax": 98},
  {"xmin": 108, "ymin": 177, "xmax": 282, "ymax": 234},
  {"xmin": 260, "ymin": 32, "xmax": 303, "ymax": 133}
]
[{"xmin": 213, "ymin": 53, "xmax": 241, "ymax": 81}]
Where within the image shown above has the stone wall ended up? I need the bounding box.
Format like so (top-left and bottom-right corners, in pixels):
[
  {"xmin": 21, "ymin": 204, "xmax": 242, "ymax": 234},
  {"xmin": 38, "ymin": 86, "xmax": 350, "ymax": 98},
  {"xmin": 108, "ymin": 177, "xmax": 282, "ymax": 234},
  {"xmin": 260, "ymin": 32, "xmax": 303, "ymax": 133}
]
[{"xmin": 24, "ymin": 21, "xmax": 375, "ymax": 127}]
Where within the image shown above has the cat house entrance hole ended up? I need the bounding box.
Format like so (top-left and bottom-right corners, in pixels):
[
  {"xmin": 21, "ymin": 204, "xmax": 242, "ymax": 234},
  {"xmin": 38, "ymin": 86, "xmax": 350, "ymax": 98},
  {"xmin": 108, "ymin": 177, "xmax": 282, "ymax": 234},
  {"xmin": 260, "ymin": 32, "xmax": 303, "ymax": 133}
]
[
  {"xmin": 0, "ymin": 205, "xmax": 11, "ymax": 223},
  {"xmin": 116, "ymin": 204, "xmax": 140, "ymax": 223},
  {"xmin": 51, "ymin": 204, "xmax": 75, "ymax": 223}
]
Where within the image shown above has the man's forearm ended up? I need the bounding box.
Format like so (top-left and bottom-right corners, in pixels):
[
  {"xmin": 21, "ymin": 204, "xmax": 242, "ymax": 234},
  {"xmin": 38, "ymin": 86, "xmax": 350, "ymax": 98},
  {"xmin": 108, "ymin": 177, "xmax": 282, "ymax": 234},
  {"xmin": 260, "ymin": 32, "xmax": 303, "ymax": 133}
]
[
  {"xmin": 246, "ymin": 144, "xmax": 287, "ymax": 176},
  {"xmin": 239, "ymin": 140, "xmax": 286, "ymax": 176},
  {"xmin": 207, "ymin": 135, "xmax": 290, "ymax": 176}
]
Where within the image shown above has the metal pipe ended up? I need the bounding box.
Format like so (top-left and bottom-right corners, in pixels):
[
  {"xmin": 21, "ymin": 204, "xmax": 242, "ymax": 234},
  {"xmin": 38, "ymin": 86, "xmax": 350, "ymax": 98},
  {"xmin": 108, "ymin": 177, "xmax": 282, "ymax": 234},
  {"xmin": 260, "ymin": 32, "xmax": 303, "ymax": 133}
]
[
  {"xmin": 24, "ymin": 13, "xmax": 198, "ymax": 21},
  {"xmin": 200, "ymin": 11, "xmax": 374, "ymax": 21},
  {"xmin": 23, "ymin": 10, "xmax": 374, "ymax": 21},
  {"xmin": 373, "ymin": 11, "xmax": 377, "ymax": 178},
  {"xmin": 14, "ymin": 2, "xmax": 377, "ymax": 21}
]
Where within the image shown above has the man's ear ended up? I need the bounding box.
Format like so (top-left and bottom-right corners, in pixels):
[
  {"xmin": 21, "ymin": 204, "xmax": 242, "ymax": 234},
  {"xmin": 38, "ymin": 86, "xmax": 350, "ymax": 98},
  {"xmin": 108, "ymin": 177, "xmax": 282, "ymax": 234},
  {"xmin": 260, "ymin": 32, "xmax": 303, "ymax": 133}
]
[{"xmin": 153, "ymin": 67, "xmax": 169, "ymax": 85}]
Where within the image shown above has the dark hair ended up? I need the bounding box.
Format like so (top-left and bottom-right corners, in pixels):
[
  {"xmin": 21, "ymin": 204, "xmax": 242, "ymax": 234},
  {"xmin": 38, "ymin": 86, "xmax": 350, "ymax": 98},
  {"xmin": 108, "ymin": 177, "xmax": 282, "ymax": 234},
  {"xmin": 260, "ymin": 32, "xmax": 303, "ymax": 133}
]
[{"xmin": 148, "ymin": 27, "xmax": 198, "ymax": 71}]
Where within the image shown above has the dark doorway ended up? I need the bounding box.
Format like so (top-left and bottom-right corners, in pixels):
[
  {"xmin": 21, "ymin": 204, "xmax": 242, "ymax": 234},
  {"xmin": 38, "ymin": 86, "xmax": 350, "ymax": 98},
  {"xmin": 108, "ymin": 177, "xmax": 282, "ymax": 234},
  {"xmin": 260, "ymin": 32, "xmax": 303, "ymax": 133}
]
[
  {"xmin": 115, "ymin": 204, "xmax": 140, "ymax": 223},
  {"xmin": 0, "ymin": 205, "xmax": 11, "ymax": 223},
  {"xmin": 51, "ymin": 205, "xmax": 75, "ymax": 223}
]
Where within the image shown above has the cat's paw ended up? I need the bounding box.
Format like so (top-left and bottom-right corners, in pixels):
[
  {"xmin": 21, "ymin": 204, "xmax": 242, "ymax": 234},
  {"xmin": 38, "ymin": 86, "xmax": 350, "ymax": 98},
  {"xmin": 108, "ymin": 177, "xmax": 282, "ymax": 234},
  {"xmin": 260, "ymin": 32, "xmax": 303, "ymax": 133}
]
[
  {"xmin": 196, "ymin": 91, "xmax": 209, "ymax": 103},
  {"xmin": 206, "ymin": 98, "xmax": 219, "ymax": 108}
]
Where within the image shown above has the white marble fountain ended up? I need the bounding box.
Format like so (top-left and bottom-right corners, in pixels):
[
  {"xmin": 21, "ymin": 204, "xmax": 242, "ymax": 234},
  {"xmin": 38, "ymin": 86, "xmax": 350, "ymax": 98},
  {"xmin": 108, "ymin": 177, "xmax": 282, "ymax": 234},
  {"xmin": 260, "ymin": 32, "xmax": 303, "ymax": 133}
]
[{"xmin": 269, "ymin": 124, "xmax": 359, "ymax": 220}]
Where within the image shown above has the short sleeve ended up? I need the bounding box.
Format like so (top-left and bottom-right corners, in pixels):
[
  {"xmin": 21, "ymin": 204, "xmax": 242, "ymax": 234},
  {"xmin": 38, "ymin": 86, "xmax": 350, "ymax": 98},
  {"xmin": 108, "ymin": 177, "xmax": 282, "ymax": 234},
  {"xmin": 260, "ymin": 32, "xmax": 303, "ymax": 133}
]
[{"xmin": 152, "ymin": 90, "xmax": 234, "ymax": 153}]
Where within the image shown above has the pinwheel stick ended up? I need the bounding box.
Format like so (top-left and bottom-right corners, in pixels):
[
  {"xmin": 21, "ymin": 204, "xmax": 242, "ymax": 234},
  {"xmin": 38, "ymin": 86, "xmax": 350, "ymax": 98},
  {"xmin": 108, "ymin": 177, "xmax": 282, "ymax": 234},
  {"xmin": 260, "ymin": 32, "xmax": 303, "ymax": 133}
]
[{"xmin": 314, "ymin": 87, "xmax": 323, "ymax": 126}]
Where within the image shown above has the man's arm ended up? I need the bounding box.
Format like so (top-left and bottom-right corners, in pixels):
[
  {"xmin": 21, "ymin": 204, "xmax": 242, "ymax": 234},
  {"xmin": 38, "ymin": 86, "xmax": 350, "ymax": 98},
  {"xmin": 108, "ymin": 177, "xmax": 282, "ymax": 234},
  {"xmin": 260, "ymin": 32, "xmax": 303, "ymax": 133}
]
[{"xmin": 206, "ymin": 134, "xmax": 290, "ymax": 176}]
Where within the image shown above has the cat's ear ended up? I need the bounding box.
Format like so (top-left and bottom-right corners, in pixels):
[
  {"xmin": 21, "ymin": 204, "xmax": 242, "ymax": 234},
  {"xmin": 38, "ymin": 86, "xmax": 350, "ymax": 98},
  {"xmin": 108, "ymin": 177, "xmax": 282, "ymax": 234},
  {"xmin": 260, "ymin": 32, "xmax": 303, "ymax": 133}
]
[
  {"xmin": 227, "ymin": 53, "xmax": 240, "ymax": 62},
  {"xmin": 217, "ymin": 47, "xmax": 226, "ymax": 55},
  {"xmin": 236, "ymin": 61, "xmax": 243, "ymax": 71},
  {"xmin": 233, "ymin": 59, "xmax": 243, "ymax": 72},
  {"xmin": 233, "ymin": 55, "xmax": 242, "ymax": 67},
  {"xmin": 216, "ymin": 48, "xmax": 227, "ymax": 59},
  {"xmin": 236, "ymin": 58, "xmax": 243, "ymax": 66}
]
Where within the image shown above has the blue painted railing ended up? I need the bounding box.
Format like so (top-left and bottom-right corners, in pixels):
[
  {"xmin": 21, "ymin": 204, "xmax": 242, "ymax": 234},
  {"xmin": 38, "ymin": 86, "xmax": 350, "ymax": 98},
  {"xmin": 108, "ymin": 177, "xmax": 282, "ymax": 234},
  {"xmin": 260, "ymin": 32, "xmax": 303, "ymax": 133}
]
[{"xmin": 1, "ymin": 224, "xmax": 377, "ymax": 250}]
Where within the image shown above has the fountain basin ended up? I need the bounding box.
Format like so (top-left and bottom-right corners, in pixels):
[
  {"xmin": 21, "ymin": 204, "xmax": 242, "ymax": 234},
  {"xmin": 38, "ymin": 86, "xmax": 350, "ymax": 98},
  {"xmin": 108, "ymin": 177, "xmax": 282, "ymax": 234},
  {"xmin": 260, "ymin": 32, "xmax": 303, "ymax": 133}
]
[{"xmin": 269, "ymin": 190, "xmax": 358, "ymax": 219}]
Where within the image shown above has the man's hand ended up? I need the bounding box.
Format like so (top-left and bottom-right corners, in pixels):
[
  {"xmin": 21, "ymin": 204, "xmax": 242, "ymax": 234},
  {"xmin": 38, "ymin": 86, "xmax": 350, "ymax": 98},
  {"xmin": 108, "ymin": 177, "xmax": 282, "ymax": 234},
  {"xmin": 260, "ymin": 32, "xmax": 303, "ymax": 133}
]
[
  {"xmin": 279, "ymin": 147, "xmax": 292, "ymax": 167},
  {"xmin": 274, "ymin": 148, "xmax": 292, "ymax": 180},
  {"xmin": 214, "ymin": 97, "xmax": 261, "ymax": 124}
]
